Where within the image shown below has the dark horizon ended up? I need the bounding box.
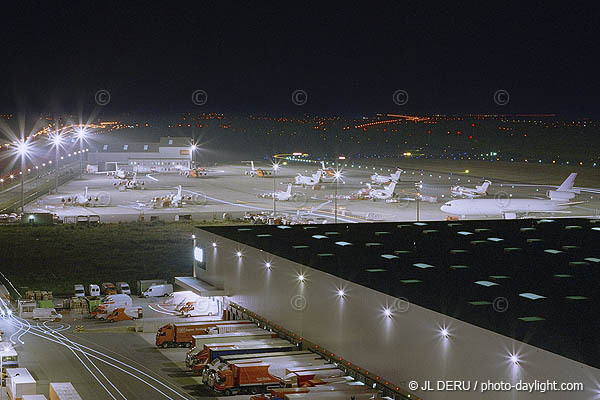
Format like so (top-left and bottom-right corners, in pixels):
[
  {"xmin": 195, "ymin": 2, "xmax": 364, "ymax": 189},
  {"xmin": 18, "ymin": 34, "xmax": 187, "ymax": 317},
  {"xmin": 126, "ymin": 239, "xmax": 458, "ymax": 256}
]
[{"xmin": 1, "ymin": 2, "xmax": 599, "ymax": 117}]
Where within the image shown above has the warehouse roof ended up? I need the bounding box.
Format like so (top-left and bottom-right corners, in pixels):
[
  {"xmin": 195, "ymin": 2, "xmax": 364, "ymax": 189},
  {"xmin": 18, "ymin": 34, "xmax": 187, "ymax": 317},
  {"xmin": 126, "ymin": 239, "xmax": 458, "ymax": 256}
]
[{"xmin": 200, "ymin": 218, "xmax": 600, "ymax": 369}]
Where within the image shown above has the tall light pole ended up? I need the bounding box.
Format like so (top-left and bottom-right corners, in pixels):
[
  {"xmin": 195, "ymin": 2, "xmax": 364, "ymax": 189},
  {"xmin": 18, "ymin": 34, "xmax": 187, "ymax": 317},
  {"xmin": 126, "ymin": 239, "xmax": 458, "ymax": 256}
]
[
  {"xmin": 75, "ymin": 127, "xmax": 87, "ymax": 179},
  {"xmin": 334, "ymin": 156, "xmax": 345, "ymax": 224},
  {"xmin": 272, "ymin": 162, "xmax": 280, "ymax": 215},
  {"xmin": 16, "ymin": 140, "xmax": 30, "ymax": 214},
  {"xmin": 190, "ymin": 144, "xmax": 197, "ymax": 169},
  {"xmin": 51, "ymin": 134, "xmax": 62, "ymax": 193}
]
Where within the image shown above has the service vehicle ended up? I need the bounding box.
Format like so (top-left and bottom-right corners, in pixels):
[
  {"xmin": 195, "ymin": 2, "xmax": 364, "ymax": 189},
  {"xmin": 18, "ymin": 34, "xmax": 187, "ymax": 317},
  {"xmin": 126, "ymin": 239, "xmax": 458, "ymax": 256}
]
[
  {"xmin": 214, "ymin": 362, "xmax": 280, "ymax": 396},
  {"xmin": 106, "ymin": 306, "xmax": 143, "ymax": 322},
  {"xmin": 88, "ymin": 284, "xmax": 100, "ymax": 297},
  {"xmin": 74, "ymin": 284, "xmax": 85, "ymax": 297},
  {"xmin": 143, "ymin": 283, "xmax": 173, "ymax": 298},
  {"xmin": 32, "ymin": 308, "xmax": 62, "ymax": 322},
  {"xmin": 116, "ymin": 282, "xmax": 131, "ymax": 294},
  {"xmin": 101, "ymin": 282, "xmax": 117, "ymax": 295},
  {"xmin": 137, "ymin": 279, "xmax": 167, "ymax": 295}
]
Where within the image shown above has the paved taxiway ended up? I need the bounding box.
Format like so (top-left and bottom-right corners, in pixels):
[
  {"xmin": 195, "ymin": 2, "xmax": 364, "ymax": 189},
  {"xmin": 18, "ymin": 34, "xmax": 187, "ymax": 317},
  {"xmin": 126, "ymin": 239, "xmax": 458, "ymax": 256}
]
[{"xmin": 24, "ymin": 162, "xmax": 600, "ymax": 223}]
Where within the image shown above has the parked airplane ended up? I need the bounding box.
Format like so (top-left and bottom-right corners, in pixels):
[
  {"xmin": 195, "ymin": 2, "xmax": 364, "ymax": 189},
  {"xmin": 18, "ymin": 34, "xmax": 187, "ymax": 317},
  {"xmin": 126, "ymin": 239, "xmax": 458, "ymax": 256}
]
[
  {"xmin": 320, "ymin": 161, "xmax": 336, "ymax": 178},
  {"xmin": 151, "ymin": 185, "xmax": 192, "ymax": 208},
  {"xmin": 257, "ymin": 183, "xmax": 294, "ymax": 201},
  {"xmin": 294, "ymin": 170, "xmax": 322, "ymax": 188},
  {"xmin": 546, "ymin": 173, "xmax": 579, "ymax": 200},
  {"xmin": 451, "ymin": 180, "xmax": 491, "ymax": 198},
  {"xmin": 243, "ymin": 161, "xmax": 273, "ymax": 177},
  {"xmin": 60, "ymin": 187, "xmax": 107, "ymax": 207},
  {"xmin": 113, "ymin": 172, "xmax": 145, "ymax": 190},
  {"xmin": 371, "ymin": 169, "xmax": 402, "ymax": 185},
  {"xmin": 96, "ymin": 162, "xmax": 132, "ymax": 179},
  {"xmin": 368, "ymin": 181, "xmax": 398, "ymax": 201},
  {"xmin": 440, "ymin": 198, "xmax": 583, "ymax": 219}
]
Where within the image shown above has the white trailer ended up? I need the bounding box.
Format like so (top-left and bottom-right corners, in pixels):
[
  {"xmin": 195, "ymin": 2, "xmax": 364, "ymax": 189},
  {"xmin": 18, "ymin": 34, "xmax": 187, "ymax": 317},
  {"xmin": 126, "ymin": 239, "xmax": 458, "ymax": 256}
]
[
  {"xmin": 6, "ymin": 368, "xmax": 36, "ymax": 399},
  {"xmin": 49, "ymin": 382, "xmax": 83, "ymax": 400}
]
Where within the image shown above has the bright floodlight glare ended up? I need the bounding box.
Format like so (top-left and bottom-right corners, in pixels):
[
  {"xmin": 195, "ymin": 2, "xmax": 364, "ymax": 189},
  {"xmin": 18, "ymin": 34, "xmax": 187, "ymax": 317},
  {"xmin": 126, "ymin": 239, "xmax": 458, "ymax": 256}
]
[
  {"xmin": 191, "ymin": 234, "xmax": 196, "ymax": 239},
  {"xmin": 191, "ymin": 144, "xmax": 197, "ymax": 151},
  {"xmin": 298, "ymin": 274, "xmax": 305, "ymax": 282},
  {"xmin": 265, "ymin": 262, "xmax": 271, "ymax": 269},
  {"xmin": 75, "ymin": 127, "xmax": 87, "ymax": 139},
  {"xmin": 441, "ymin": 328, "xmax": 449, "ymax": 338},
  {"xmin": 273, "ymin": 162, "xmax": 280, "ymax": 171},
  {"xmin": 51, "ymin": 134, "xmax": 62, "ymax": 146},
  {"xmin": 236, "ymin": 251, "xmax": 242, "ymax": 257},
  {"xmin": 212, "ymin": 242, "xmax": 217, "ymax": 247},
  {"xmin": 16, "ymin": 140, "xmax": 30, "ymax": 156},
  {"xmin": 383, "ymin": 308, "xmax": 392, "ymax": 317},
  {"xmin": 510, "ymin": 354, "xmax": 520, "ymax": 364},
  {"xmin": 337, "ymin": 289, "xmax": 345, "ymax": 297}
]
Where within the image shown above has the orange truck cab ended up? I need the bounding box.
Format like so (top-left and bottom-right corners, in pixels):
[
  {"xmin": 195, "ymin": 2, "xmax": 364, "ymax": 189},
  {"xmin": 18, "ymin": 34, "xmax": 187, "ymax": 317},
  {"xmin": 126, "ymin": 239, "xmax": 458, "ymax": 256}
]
[
  {"xmin": 214, "ymin": 362, "xmax": 280, "ymax": 396},
  {"xmin": 101, "ymin": 282, "xmax": 117, "ymax": 295},
  {"xmin": 106, "ymin": 307, "xmax": 142, "ymax": 322}
]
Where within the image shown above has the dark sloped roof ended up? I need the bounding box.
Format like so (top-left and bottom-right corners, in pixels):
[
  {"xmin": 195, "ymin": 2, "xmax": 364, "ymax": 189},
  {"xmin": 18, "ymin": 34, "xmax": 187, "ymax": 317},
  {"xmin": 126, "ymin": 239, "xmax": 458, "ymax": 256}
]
[{"xmin": 200, "ymin": 218, "xmax": 600, "ymax": 369}]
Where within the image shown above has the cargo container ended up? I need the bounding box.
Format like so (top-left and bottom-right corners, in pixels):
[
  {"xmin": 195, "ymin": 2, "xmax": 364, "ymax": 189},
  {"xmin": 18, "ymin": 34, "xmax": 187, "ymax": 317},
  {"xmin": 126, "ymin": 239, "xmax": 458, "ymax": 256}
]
[
  {"xmin": 214, "ymin": 362, "xmax": 281, "ymax": 396},
  {"xmin": 6, "ymin": 368, "xmax": 36, "ymax": 400},
  {"xmin": 106, "ymin": 306, "xmax": 143, "ymax": 322},
  {"xmin": 155, "ymin": 320, "xmax": 253, "ymax": 348},
  {"xmin": 49, "ymin": 382, "xmax": 83, "ymax": 400},
  {"xmin": 201, "ymin": 351, "xmax": 313, "ymax": 384},
  {"xmin": 22, "ymin": 395, "xmax": 48, "ymax": 400}
]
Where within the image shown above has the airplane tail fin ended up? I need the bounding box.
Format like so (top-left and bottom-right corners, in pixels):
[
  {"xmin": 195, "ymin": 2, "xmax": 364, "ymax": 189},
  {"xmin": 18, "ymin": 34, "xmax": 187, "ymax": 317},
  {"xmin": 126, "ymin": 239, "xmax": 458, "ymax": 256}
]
[
  {"xmin": 177, "ymin": 185, "xmax": 182, "ymax": 197},
  {"xmin": 478, "ymin": 180, "xmax": 491, "ymax": 193},
  {"xmin": 392, "ymin": 169, "xmax": 402, "ymax": 181},
  {"xmin": 557, "ymin": 173, "xmax": 577, "ymax": 192},
  {"xmin": 386, "ymin": 181, "xmax": 397, "ymax": 194},
  {"xmin": 250, "ymin": 161, "xmax": 255, "ymax": 170},
  {"xmin": 321, "ymin": 161, "xmax": 326, "ymax": 170},
  {"xmin": 286, "ymin": 183, "xmax": 292, "ymax": 194},
  {"xmin": 313, "ymin": 170, "xmax": 322, "ymax": 180}
]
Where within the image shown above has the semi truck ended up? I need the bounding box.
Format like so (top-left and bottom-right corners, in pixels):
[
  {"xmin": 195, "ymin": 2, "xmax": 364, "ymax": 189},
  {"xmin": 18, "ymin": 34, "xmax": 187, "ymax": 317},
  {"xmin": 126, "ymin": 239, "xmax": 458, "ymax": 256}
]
[
  {"xmin": 155, "ymin": 320, "xmax": 254, "ymax": 348},
  {"xmin": 205, "ymin": 353, "xmax": 330, "ymax": 389},
  {"xmin": 214, "ymin": 362, "xmax": 281, "ymax": 396},
  {"xmin": 187, "ymin": 334, "xmax": 291, "ymax": 371},
  {"xmin": 282, "ymin": 368, "xmax": 346, "ymax": 387},
  {"xmin": 200, "ymin": 350, "xmax": 314, "ymax": 384},
  {"xmin": 252, "ymin": 381, "xmax": 372, "ymax": 400},
  {"xmin": 193, "ymin": 341, "xmax": 295, "ymax": 372}
]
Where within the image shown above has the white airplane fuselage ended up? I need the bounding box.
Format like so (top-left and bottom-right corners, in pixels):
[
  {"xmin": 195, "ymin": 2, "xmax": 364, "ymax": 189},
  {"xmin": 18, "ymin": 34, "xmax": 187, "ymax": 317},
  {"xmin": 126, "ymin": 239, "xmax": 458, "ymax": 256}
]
[{"xmin": 441, "ymin": 198, "xmax": 569, "ymax": 217}]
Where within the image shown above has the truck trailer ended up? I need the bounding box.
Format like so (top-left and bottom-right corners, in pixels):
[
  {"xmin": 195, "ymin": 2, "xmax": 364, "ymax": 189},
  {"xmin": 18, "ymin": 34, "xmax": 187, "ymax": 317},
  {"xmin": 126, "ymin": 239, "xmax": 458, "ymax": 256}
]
[
  {"xmin": 201, "ymin": 350, "xmax": 313, "ymax": 384},
  {"xmin": 193, "ymin": 341, "xmax": 295, "ymax": 372},
  {"xmin": 206, "ymin": 354, "xmax": 329, "ymax": 389},
  {"xmin": 155, "ymin": 320, "xmax": 254, "ymax": 348}
]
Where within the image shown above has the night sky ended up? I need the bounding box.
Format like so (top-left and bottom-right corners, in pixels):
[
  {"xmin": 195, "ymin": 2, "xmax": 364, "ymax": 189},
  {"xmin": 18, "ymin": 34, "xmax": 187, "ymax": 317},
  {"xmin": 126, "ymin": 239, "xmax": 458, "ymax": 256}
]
[{"xmin": 1, "ymin": 2, "xmax": 599, "ymax": 116}]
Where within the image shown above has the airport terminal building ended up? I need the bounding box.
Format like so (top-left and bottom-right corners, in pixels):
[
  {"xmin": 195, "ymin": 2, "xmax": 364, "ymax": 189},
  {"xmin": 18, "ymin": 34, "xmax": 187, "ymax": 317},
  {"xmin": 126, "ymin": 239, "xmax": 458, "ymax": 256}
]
[
  {"xmin": 88, "ymin": 136, "xmax": 192, "ymax": 172},
  {"xmin": 178, "ymin": 218, "xmax": 600, "ymax": 400}
]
